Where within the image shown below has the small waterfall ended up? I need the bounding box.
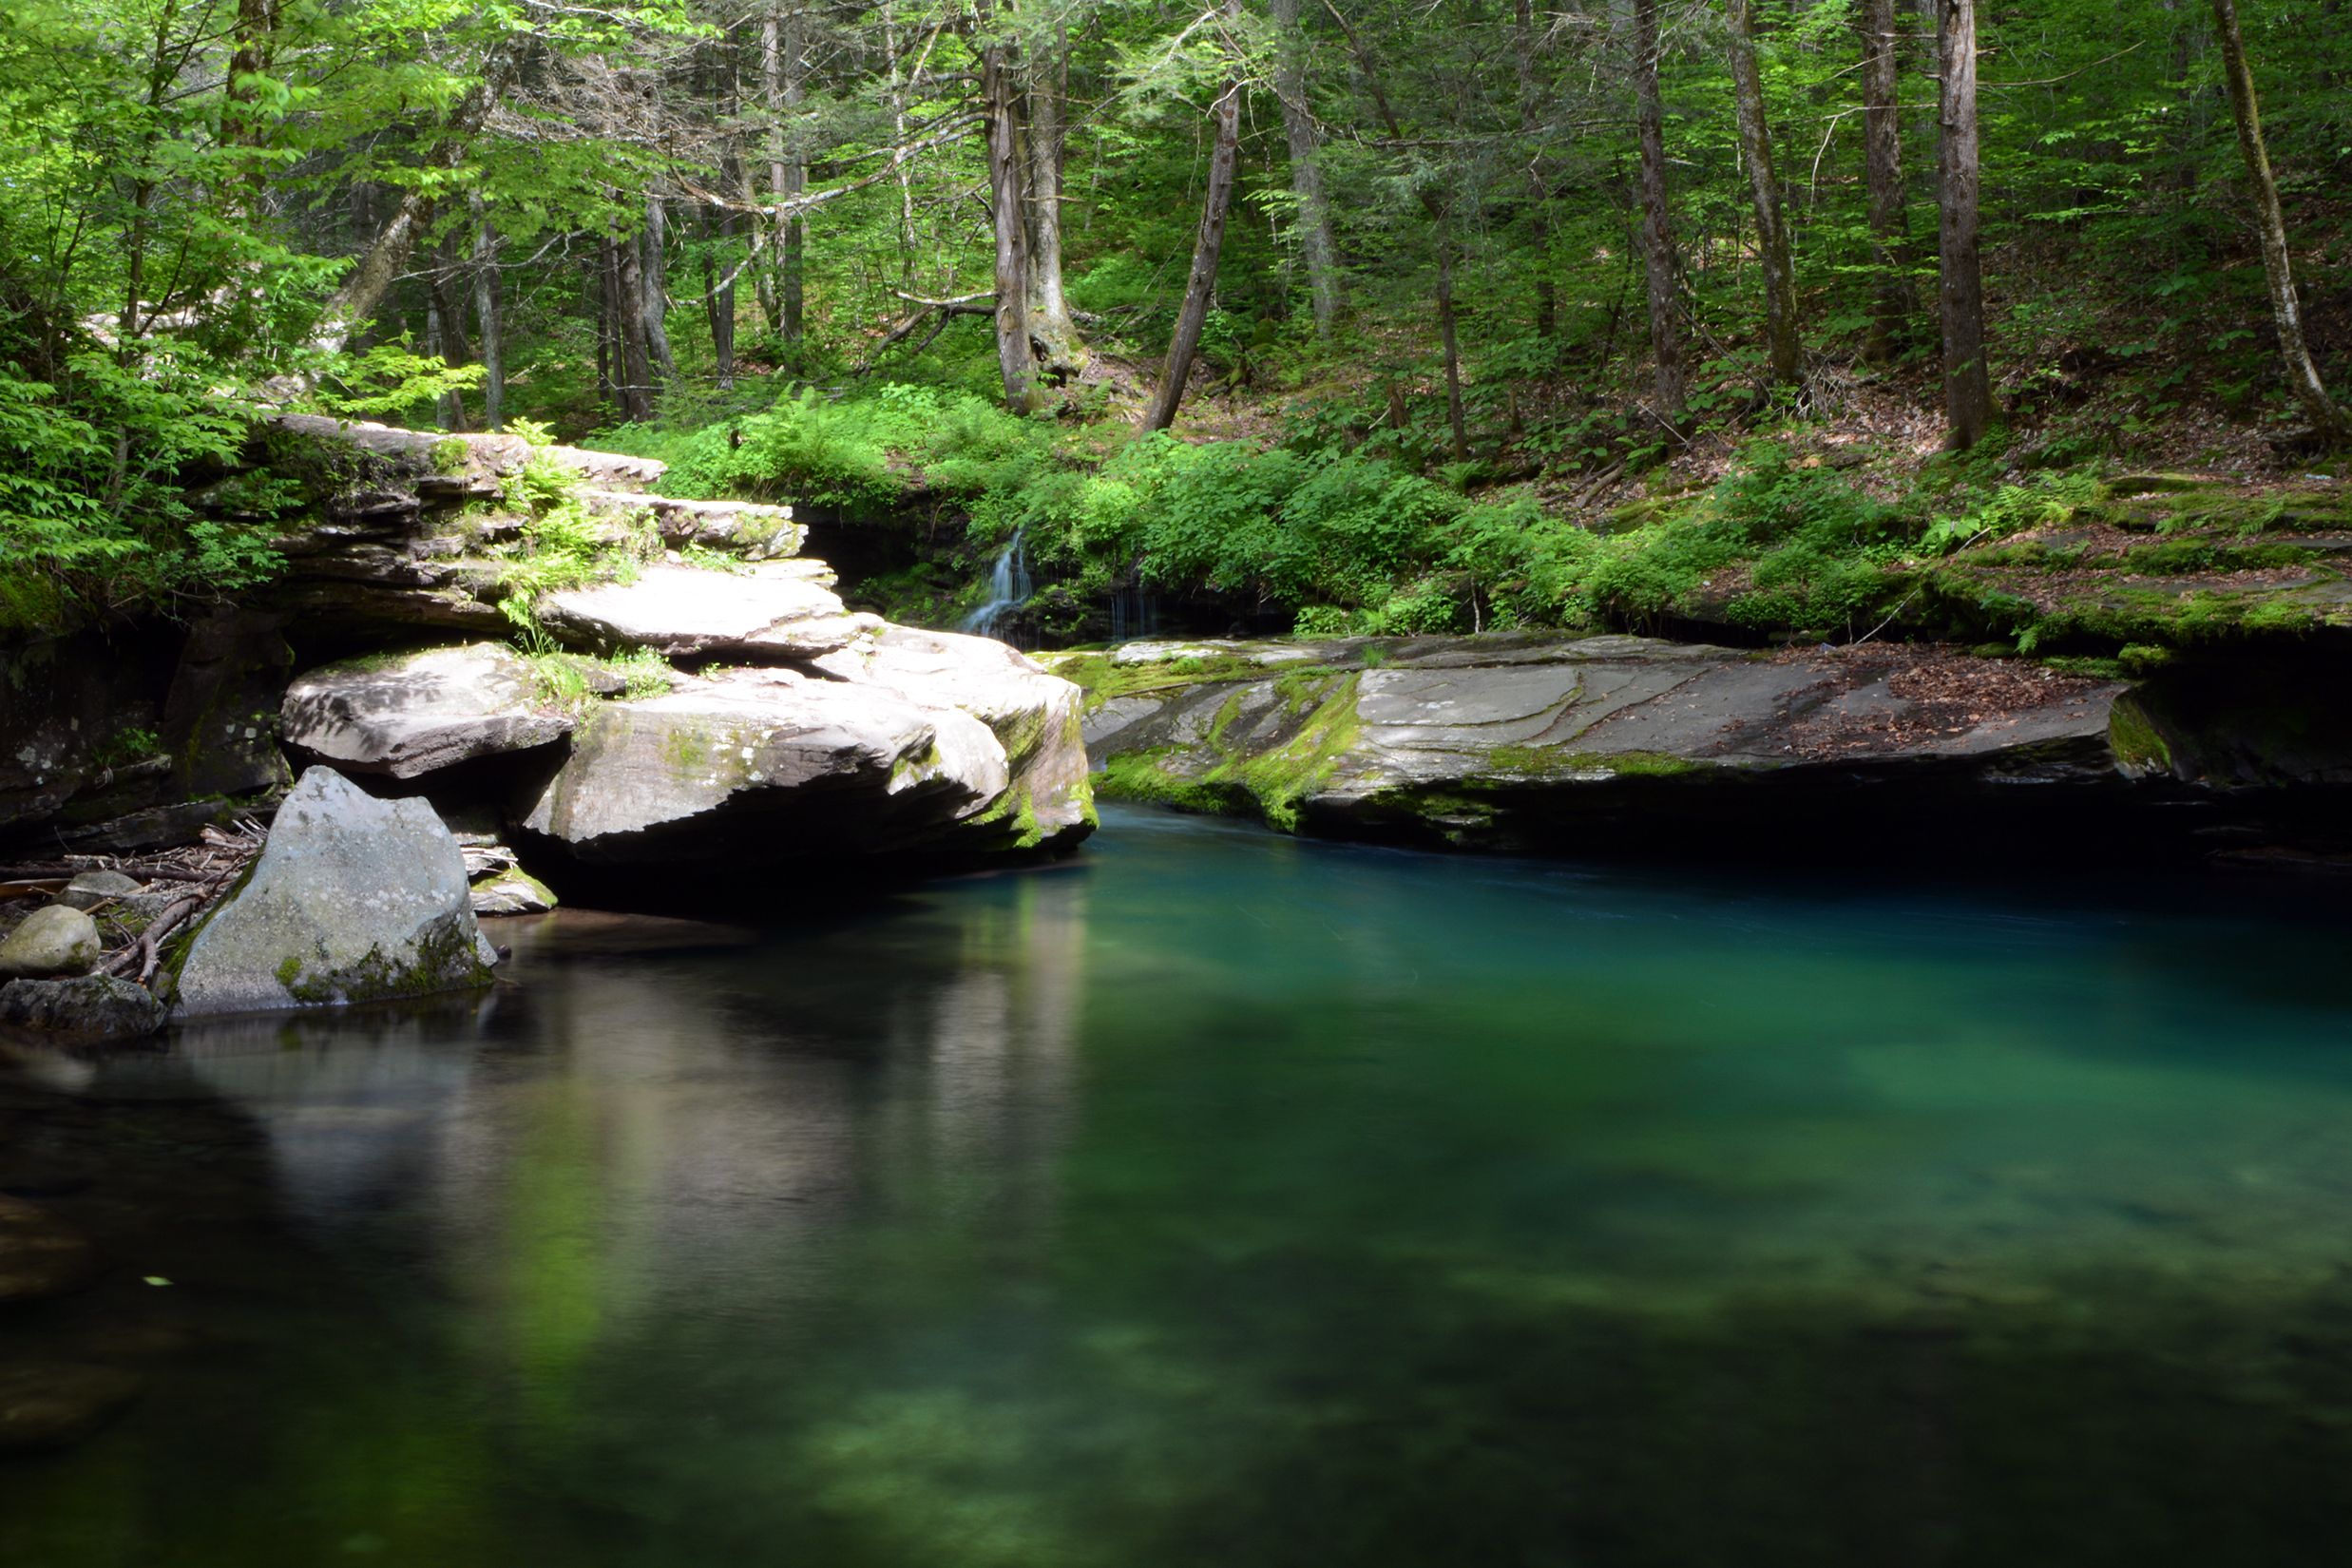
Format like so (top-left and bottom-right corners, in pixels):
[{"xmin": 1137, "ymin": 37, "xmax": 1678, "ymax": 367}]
[{"xmin": 960, "ymin": 527, "xmax": 1033, "ymax": 640}]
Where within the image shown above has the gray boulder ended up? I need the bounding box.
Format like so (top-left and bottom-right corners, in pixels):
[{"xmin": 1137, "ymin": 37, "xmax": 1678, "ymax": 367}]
[
  {"xmin": 1069, "ymin": 633, "xmax": 2134, "ymax": 848},
  {"xmin": 281, "ymin": 642, "xmax": 572, "ymax": 779},
  {"xmin": 813, "ymin": 624, "xmax": 1094, "ymax": 851},
  {"xmin": 537, "ymin": 562, "xmax": 869, "ymax": 660},
  {"xmin": 0, "ymin": 906, "xmax": 103, "ymax": 979},
  {"xmin": 53, "ymin": 870, "xmax": 143, "ymax": 912},
  {"xmin": 0, "ymin": 975, "xmax": 165, "ymax": 1040},
  {"xmin": 167, "ymin": 767, "xmax": 497, "ymax": 1018},
  {"xmin": 470, "ymin": 868, "xmax": 558, "ymax": 916},
  {"xmin": 517, "ymin": 668, "xmax": 1002, "ymax": 864}
]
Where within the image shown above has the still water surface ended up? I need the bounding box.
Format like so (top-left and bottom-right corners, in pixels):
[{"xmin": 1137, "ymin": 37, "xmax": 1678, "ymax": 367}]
[{"xmin": 6, "ymin": 806, "xmax": 2352, "ymax": 1566}]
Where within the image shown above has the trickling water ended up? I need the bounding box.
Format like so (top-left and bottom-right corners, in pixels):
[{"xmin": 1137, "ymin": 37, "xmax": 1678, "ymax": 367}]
[
  {"xmin": 1108, "ymin": 581, "xmax": 1161, "ymax": 643},
  {"xmin": 959, "ymin": 527, "xmax": 1032, "ymax": 640}
]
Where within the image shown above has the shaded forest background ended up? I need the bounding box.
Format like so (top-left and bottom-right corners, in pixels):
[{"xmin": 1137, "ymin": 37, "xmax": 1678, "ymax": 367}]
[{"xmin": 5, "ymin": 0, "xmax": 2349, "ymax": 643}]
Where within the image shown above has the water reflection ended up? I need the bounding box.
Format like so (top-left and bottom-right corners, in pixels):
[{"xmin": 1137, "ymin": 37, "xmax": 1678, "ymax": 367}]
[{"xmin": 6, "ymin": 811, "xmax": 2352, "ymax": 1567}]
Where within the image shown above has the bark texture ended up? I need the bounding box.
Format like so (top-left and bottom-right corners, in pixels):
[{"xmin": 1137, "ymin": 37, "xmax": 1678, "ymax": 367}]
[
  {"xmin": 1024, "ymin": 35, "xmax": 1087, "ymax": 381},
  {"xmin": 1727, "ymin": 0, "xmax": 1801, "ymax": 383},
  {"xmin": 1272, "ymin": 0, "xmax": 1344, "ymax": 335},
  {"xmin": 1859, "ymin": 0, "xmax": 1911, "ymax": 361},
  {"xmin": 2210, "ymin": 0, "xmax": 2347, "ymax": 439},
  {"xmin": 1143, "ymin": 20, "xmax": 1244, "ymax": 434},
  {"xmin": 981, "ymin": 38, "xmax": 1036, "ymax": 411},
  {"xmin": 1937, "ymin": 0, "xmax": 1992, "ymax": 449},
  {"xmin": 1633, "ymin": 0, "xmax": 1688, "ymax": 423}
]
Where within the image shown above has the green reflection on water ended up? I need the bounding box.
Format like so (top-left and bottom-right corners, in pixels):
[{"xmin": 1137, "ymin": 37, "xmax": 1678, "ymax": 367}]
[{"xmin": 6, "ymin": 808, "xmax": 2352, "ymax": 1567}]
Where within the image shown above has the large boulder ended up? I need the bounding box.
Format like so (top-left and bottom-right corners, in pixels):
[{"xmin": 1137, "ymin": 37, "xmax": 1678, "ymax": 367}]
[
  {"xmin": 0, "ymin": 907, "xmax": 102, "ymax": 980},
  {"xmin": 280, "ymin": 642, "xmax": 572, "ymax": 779},
  {"xmin": 516, "ymin": 668, "xmax": 1006, "ymax": 865},
  {"xmin": 813, "ymin": 624, "xmax": 1094, "ymax": 851},
  {"xmin": 537, "ymin": 562, "xmax": 868, "ymax": 660},
  {"xmin": 1068, "ymin": 634, "xmax": 2147, "ymax": 852},
  {"xmin": 0, "ymin": 975, "xmax": 165, "ymax": 1040},
  {"xmin": 166, "ymin": 767, "xmax": 497, "ymax": 1018}
]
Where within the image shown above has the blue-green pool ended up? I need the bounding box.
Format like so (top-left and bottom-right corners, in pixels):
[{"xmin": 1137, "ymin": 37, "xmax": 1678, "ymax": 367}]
[{"xmin": 6, "ymin": 806, "xmax": 2352, "ymax": 1566}]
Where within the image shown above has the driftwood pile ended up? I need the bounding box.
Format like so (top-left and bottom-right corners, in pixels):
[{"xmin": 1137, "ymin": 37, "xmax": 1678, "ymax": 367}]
[{"xmin": 0, "ymin": 821, "xmax": 265, "ymax": 995}]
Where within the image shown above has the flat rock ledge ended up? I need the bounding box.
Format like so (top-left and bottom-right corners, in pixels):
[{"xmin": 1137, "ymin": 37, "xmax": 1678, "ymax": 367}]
[
  {"xmin": 1053, "ymin": 633, "xmax": 2227, "ymax": 856},
  {"xmin": 281, "ymin": 642, "xmax": 572, "ymax": 778}
]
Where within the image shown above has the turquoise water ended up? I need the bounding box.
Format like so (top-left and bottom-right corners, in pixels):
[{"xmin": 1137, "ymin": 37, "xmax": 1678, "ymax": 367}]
[{"xmin": 6, "ymin": 806, "xmax": 2352, "ymax": 1566}]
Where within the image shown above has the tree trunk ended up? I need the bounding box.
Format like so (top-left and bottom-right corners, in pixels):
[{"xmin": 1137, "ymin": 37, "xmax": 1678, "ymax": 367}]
[
  {"xmin": 426, "ymin": 225, "xmax": 471, "ymax": 430},
  {"xmin": 642, "ymin": 192, "xmax": 678, "ymax": 389},
  {"xmin": 1937, "ymin": 0, "xmax": 1992, "ymax": 449},
  {"xmin": 781, "ymin": 4, "xmax": 807, "ymax": 348},
  {"xmin": 1633, "ymin": 0, "xmax": 1688, "ymax": 423},
  {"xmin": 611, "ymin": 226, "xmax": 654, "ymax": 422},
  {"xmin": 1515, "ymin": 0, "xmax": 1556, "ymax": 341},
  {"xmin": 982, "ymin": 38, "xmax": 1036, "ymax": 411},
  {"xmin": 1143, "ymin": 23, "xmax": 1244, "ymax": 434},
  {"xmin": 1727, "ymin": 0, "xmax": 1801, "ymax": 384},
  {"xmin": 308, "ymin": 47, "xmax": 516, "ymax": 354},
  {"xmin": 1859, "ymin": 0, "xmax": 1911, "ymax": 361},
  {"xmin": 470, "ymin": 197, "xmax": 505, "ymax": 430},
  {"xmin": 1025, "ymin": 29, "xmax": 1087, "ymax": 381},
  {"xmin": 592, "ymin": 254, "xmax": 614, "ymax": 408},
  {"xmin": 1272, "ymin": 0, "xmax": 1343, "ymax": 335},
  {"xmin": 759, "ymin": 10, "xmax": 790, "ymax": 340},
  {"xmin": 2210, "ymin": 0, "xmax": 2348, "ymax": 438}
]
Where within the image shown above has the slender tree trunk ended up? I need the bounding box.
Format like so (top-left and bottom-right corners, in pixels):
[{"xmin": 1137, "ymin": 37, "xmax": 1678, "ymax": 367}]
[
  {"xmin": 1727, "ymin": 0, "xmax": 1801, "ymax": 384},
  {"xmin": 1144, "ymin": 16, "xmax": 1244, "ymax": 433},
  {"xmin": 781, "ymin": 4, "xmax": 807, "ymax": 348},
  {"xmin": 1025, "ymin": 32, "xmax": 1086, "ymax": 380},
  {"xmin": 427, "ymin": 225, "xmax": 471, "ymax": 430},
  {"xmin": 2210, "ymin": 0, "xmax": 2348, "ymax": 439},
  {"xmin": 309, "ymin": 47, "xmax": 516, "ymax": 354},
  {"xmin": 592, "ymin": 255, "xmax": 614, "ymax": 408},
  {"xmin": 1859, "ymin": 0, "xmax": 1911, "ymax": 361},
  {"xmin": 642, "ymin": 192, "xmax": 678, "ymax": 389},
  {"xmin": 1633, "ymin": 0, "xmax": 1687, "ymax": 423},
  {"xmin": 882, "ymin": 0, "xmax": 920, "ymax": 285},
  {"xmin": 611, "ymin": 226, "xmax": 654, "ymax": 422},
  {"xmin": 982, "ymin": 36, "xmax": 1036, "ymax": 411},
  {"xmin": 470, "ymin": 196, "xmax": 505, "ymax": 430},
  {"xmin": 1515, "ymin": 0, "xmax": 1556, "ymax": 341},
  {"xmin": 1937, "ymin": 0, "xmax": 1991, "ymax": 448},
  {"xmin": 759, "ymin": 10, "xmax": 789, "ymax": 338},
  {"xmin": 1272, "ymin": 0, "xmax": 1343, "ymax": 335}
]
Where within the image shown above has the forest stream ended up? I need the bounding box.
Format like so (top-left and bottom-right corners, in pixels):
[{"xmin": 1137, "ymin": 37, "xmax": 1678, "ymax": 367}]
[{"xmin": 7, "ymin": 804, "xmax": 2352, "ymax": 1567}]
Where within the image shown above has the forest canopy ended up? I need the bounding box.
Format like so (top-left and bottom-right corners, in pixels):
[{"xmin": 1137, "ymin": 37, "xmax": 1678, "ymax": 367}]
[{"xmin": 3, "ymin": 0, "xmax": 2347, "ymax": 639}]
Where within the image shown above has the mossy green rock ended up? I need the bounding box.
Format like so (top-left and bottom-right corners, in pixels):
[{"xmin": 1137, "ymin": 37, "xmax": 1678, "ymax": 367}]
[
  {"xmin": 1070, "ymin": 633, "xmax": 2132, "ymax": 849},
  {"xmin": 166, "ymin": 766, "xmax": 496, "ymax": 1018},
  {"xmin": 0, "ymin": 906, "xmax": 103, "ymax": 980}
]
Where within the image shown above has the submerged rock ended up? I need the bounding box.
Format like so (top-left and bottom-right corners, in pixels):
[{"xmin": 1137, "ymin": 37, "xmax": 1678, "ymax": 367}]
[
  {"xmin": 0, "ymin": 1363, "xmax": 144, "ymax": 1454},
  {"xmin": 0, "ymin": 907, "xmax": 103, "ymax": 980},
  {"xmin": 0, "ymin": 975, "xmax": 166, "ymax": 1040},
  {"xmin": 0, "ymin": 1195, "xmax": 100, "ymax": 1304},
  {"xmin": 280, "ymin": 642, "xmax": 572, "ymax": 779},
  {"xmin": 167, "ymin": 767, "xmax": 496, "ymax": 1018}
]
